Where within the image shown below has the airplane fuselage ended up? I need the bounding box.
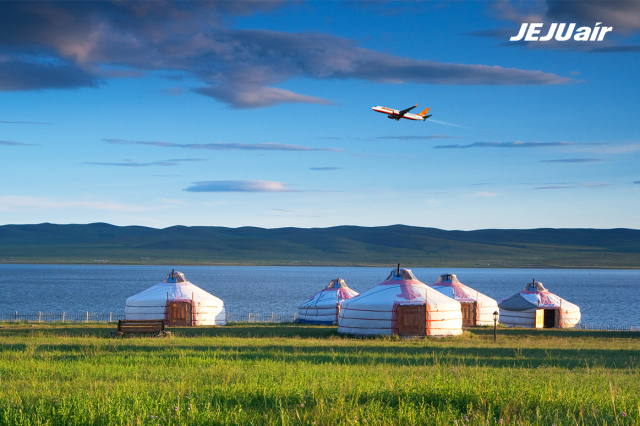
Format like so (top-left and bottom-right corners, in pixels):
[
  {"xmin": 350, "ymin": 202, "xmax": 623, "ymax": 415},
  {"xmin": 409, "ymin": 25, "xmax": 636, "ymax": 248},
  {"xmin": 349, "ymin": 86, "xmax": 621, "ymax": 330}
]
[{"xmin": 372, "ymin": 106, "xmax": 427, "ymax": 121}]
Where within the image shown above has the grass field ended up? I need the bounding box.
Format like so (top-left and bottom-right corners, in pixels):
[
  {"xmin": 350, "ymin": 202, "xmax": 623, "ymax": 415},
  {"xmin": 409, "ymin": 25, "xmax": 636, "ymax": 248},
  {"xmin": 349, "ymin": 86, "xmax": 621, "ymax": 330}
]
[{"xmin": 0, "ymin": 323, "xmax": 639, "ymax": 425}]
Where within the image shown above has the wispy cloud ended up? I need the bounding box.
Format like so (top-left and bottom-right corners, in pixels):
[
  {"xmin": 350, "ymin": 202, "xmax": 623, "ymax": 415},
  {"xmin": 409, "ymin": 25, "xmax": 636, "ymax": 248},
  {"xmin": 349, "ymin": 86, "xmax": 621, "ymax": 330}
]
[
  {"xmin": 104, "ymin": 139, "xmax": 343, "ymax": 152},
  {"xmin": 539, "ymin": 158, "xmax": 604, "ymax": 163},
  {"xmin": 83, "ymin": 159, "xmax": 205, "ymax": 167},
  {"xmin": 591, "ymin": 144, "xmax": 640, "ymax": 154},
  {"xmin": 310, "ymin": 167, "xmax": 342, "ymax": 171},
  {"xmin": 582, "ymin": 183, "xmax": 612, "ymax": 188},
  {"xmin": 0, "ymin": 196, "xmax": 143, "ymax": 212},
  {"xmin": 1, "ymin": 140, "xmax": 38, "ymax": 146},
  {"xmin": 0, "ymin": 2, "xmax": 572, "ymax": 108},
  {"xmin": 374, "ymin": 135, "xmax": 460, "ymax": 140},
  {"xmin": 535, "ymin": 182, "xmax": 611, "ymax": 190},
  {"xmin": 184, "ymin": 180, "xmax": 297, "ymax": 193},
  {"xmin": 0, "ymin": 120, "xmax": 52, "ymax": 125},
  {"xmin": 434, "ymin": 141, "xmax": 575, "ymax": 149},
  {"xmin": 0, "ymin": 58, "xmax": 100, "ymax": 92},
  {"xmin": 475, "ymin": 192, "xmax": 497, "ymax": 197},
  {"xmin": 271, "ymin": 208, "xmax": 295, "ymax": 212},
  {"xmin": 535, "ymin": 185, "xmax": 574, "ymax": 190}
]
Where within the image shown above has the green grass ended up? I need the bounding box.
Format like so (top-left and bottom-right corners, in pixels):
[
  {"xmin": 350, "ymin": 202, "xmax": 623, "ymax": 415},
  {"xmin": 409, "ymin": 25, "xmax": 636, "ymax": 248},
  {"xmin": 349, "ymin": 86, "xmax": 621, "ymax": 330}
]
[{"xmin": 1, "ymin": 323, "xmax": 639, "ymax": 425}]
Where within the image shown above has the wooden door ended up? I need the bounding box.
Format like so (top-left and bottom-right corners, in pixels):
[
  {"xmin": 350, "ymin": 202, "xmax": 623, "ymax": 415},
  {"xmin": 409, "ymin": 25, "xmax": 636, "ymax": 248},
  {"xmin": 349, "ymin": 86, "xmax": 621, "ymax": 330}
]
[
  {"xmin": 460, "ymin": 302, "xmax": 477, "ymax": 327},
  {"xmin": 397, "ymin": 304, "xmax": 426, "ymax": 337},
  {"xmin": 535, "ymin": 309, "xmax": 544, "ymax": 328},
  {"xmin": 168, "ymin": 301, "xmax": 192, "ymax": 326}
]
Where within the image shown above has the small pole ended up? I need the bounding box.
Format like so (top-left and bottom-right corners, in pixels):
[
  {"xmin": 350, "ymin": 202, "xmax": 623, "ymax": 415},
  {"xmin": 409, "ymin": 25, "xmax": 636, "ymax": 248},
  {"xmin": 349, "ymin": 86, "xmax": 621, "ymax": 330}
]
[
  {"xmin": 39, "ymin": 311, "xmax": 42, "ymax": 323},
  {"xmin": 86, "ymin": 311, "xmax": 89, "ymax": 322},
  {"xmin": 15, "ymin": 311, "xmax": 17, "ymax": 322},
  {"xmin": 109, "ymin": 312, "xmax": 112, "ymax": 322},
  {"xmin": 397, "ymin": 263, "xmax": 400, "ymax": 277},
  {"xmin": 63, "ymin": 312, "xmax": 65, "ymax": 323},
  {"xmin": 493, "ymin": 311, "xmax": 498, "ymax": 343}
]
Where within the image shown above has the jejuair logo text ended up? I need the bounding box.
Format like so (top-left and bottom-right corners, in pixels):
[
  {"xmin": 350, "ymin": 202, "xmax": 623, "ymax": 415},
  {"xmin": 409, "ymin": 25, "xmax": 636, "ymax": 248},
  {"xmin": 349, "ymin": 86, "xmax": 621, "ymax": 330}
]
[{"xmin": 510, "ymin": 23, "xmax": 612, "ymax": 41}]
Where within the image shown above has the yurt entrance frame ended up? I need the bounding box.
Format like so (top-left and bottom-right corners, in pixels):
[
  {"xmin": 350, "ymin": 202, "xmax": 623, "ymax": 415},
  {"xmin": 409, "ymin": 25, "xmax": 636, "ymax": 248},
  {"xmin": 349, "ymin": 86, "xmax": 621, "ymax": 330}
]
[
  {"xmin": 535, "ymin": 308, "xmax": 560, "ymax": 329},
  {"xmin": 460, "ymin": 302, "xmax": 477, "ymax": 327},
  {"xmin": 396, "ymin": 303, "xmax": 429, "ymax": 337},
  {"xmin": 165, "ymin": 299, "xmax": 196, "ymax": 326}
]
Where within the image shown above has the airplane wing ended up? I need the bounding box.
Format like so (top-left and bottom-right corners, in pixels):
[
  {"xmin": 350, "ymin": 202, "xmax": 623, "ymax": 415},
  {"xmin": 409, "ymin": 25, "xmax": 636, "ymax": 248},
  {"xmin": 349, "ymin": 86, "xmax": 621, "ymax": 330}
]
[{"xmin": 397, "ymin": 103, "xmax": 419, "ymax": 117}]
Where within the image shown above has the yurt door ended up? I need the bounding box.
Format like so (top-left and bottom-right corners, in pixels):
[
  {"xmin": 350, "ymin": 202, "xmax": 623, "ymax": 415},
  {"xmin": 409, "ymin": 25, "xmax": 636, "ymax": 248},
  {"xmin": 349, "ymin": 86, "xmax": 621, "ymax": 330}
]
[
  {"xmin": 543, "ymin": 309, "xmax": 556, "ymax": 328},
  {"xmin": 397, "ymin": 304, "xmax": 426, "ymax": 337},
  {"xmin": 460, "ymin": 302, "xmax": 477, "ymax": 327},
  {"xmin": 535, "ymin": 309, "xmax": 544, "ymax": 328},
  {"xmin": 168, "ymin": 301, "xmax": 192, "ymax": 326}
]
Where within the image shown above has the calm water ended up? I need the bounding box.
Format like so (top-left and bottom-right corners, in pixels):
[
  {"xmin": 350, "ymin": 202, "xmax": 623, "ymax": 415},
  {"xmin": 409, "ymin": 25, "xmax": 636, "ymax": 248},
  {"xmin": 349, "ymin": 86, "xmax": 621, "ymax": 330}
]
[{"xmin": 0, "ymin": 265, "xmax": 638, "ymax": 327}]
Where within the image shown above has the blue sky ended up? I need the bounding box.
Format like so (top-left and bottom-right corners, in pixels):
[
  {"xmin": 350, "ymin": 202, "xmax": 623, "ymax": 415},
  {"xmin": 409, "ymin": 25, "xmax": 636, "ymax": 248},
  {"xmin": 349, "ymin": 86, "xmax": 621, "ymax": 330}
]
[{"xmin": 1, "ymin": 1, "xmax": 639, "ymax": 230}]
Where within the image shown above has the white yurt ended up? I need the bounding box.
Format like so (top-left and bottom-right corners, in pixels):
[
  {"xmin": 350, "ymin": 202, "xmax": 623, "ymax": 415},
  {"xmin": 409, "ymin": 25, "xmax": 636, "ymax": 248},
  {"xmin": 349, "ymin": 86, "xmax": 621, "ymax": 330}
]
[
  {"xmin": 498, "ymin": 279, "xmax": 580, "ymax": 328},
  {"xmin": 430, "ymin": 274, "xmax": 499, "ymax": 326},
  {"xmin": 296, "ymin": 278, "xmax": 359, "ymax": 325},
  {"xmin": 125, "ymin": 270, "xmax": 226, "ymax": 326},
  {"xmin": 338, "ymin": 267, "xmax": 463, "ymax": 337}
]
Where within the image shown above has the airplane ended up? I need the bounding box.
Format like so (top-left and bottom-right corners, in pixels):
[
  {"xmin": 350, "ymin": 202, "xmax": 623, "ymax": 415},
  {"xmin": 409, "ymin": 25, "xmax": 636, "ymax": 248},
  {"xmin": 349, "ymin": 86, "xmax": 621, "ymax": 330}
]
[{"xmin": 372, "ymin": 103, "xmax": 432, "ymax": 121}]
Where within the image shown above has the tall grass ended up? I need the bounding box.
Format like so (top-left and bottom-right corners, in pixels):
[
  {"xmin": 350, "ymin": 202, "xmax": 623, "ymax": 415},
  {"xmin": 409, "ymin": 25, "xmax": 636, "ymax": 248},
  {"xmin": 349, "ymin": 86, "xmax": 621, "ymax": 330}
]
[{"xmin": 0, "ymin": 324, "xmax": 638, "ymax": 425}]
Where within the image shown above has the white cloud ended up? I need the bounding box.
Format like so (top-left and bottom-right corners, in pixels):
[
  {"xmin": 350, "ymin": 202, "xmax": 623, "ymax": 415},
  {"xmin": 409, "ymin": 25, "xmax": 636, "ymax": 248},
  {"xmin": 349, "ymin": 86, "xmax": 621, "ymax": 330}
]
[{"xmin": 184, "ymin": 180, "xmax": 296, "ymax": 193}]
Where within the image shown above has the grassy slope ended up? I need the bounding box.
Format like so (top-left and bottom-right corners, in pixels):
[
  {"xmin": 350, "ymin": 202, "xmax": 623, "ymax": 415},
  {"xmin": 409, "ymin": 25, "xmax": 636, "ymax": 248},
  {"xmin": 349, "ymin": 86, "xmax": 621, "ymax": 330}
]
[
  {"xmin": 0, "ymin": 223, "xmax": 639, "ymax": 267},
  {"xmin": 0, "ymin": 323, "xmax": 639, "ymax": 425}
]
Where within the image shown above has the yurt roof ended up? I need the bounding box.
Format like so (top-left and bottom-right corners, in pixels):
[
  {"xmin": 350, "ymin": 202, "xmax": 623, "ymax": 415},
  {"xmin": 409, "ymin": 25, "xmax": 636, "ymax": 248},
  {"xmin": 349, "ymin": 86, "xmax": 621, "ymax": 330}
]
[
  {"xmin": 498, "ymin": 280, "xmax": 577, "ymax": 312},
  {"xmin": 126, "ymin": 270, "xmax": 223, "ymax": 306},
  {"xmin": 431, "ymin": 273, "xmax": 497, "ymax": 304},
  {"xmin": 326, "ymin": 278, "xmax": 348, "ymax": 289},
  {"xmin": 163, "ymin": 270, "xmax": 188, "ymax": 283},
  {"xmin": 299, "ymin": 278, "xmax": 358, "ymax": 308},
  {"xmin": 385, "ymin": 268, "xmax": 418, "ymax": 281},
  {"xmin": 341, "ymin": 268, "xmax": 459, "ymax": 310},
  {"xmin": 435, "ymin": 273, "xmax": 461, "ymax": 284}
]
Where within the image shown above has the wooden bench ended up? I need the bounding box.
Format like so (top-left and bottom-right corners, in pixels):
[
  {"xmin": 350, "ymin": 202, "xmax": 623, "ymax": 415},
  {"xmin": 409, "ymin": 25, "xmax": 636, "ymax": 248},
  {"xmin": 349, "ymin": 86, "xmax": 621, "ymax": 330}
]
[{"xmin": 114, "ymin": 319, "xmax": 165, "ymax": 336}]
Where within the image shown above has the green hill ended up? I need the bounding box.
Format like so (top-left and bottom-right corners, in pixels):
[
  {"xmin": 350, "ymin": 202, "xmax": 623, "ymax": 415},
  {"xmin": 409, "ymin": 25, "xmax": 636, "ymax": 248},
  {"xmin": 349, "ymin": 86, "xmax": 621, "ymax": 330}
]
[{"xmin": 0, "ymin": 223, "xmax": 639, "ymax": 268}]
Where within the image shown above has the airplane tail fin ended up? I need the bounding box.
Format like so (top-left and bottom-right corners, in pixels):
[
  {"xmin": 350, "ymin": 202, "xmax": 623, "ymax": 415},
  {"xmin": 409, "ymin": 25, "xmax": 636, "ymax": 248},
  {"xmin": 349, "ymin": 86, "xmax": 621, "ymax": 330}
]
[{"xmin": 418, "ymin": 107, "xmax": 431, "ymax": 120}]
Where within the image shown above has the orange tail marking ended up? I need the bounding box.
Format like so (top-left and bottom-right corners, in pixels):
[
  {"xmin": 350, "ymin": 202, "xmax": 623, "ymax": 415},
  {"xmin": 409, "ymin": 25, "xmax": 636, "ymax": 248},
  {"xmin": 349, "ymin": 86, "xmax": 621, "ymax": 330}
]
[{"xmin": 418, "ymin": 107, "xmax": 430, "ymax": 116}]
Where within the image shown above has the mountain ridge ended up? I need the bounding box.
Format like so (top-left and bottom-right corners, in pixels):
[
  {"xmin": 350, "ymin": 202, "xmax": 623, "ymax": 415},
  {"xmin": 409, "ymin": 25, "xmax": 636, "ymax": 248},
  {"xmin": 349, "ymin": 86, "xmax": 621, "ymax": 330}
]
[{"xmin": 0, "ymin": 223, "xmax": 639, "ymax": 268}]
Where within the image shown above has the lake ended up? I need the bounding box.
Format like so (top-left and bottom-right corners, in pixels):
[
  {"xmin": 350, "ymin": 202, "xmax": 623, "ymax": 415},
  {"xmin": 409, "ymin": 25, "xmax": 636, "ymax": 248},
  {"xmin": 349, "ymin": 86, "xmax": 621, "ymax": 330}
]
[{"xmin": 0, "ymin": 264, "xmax": 638, "ymax": 327}]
